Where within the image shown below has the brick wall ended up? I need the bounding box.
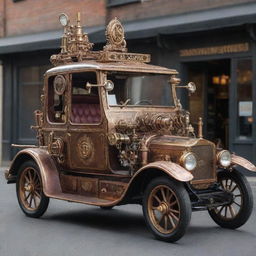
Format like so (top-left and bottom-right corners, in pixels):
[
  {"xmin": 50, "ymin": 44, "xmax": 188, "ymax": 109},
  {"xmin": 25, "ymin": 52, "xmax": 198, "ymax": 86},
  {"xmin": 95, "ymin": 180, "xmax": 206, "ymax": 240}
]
[
  {"xmin": 0, "ymin": 1, "xmax": 5, "ymax": 37},
  {"xmin": 4, "ymin": 0, "xmax": 106, "ymax": 37},
  {"xmin": 108, "ymin": 0, "xmax": 256, "ymax": 22},
  {"xmin": 2, "ymin": 0, "xmax": 256, "ymax": 38}
]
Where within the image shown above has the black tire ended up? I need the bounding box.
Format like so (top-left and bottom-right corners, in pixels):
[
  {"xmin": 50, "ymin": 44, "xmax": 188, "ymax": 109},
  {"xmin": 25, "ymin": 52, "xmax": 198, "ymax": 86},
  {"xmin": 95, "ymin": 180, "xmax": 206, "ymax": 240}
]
[
  {"xmin": 208, "ymin": 169, "xmax": 253, "ymax": 229},
  {"xmin": 16, "ymin": 160, "xmax": 49, "ymax": 218},
  {"xmin": 142, "ymin": 176, "xmax": 191, "ymax": 242},
  {"xmin": 100, "ymin": 206, "xmax": 114, "ymax": 210}
]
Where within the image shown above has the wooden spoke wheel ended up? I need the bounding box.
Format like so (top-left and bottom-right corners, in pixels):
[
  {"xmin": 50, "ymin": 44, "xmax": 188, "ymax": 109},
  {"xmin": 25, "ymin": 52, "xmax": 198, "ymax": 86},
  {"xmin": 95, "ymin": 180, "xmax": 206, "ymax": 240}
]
[
  {"xmin": 16, "ymin": 161, "xmax": 49, "ymax": 218},
  {"xmin": 208, "ymin": 169, "xmax": 253, "ymax": 229},
  {"xmin": 143, "ymin": 177, "xmax": 191, "ymax": 242}
]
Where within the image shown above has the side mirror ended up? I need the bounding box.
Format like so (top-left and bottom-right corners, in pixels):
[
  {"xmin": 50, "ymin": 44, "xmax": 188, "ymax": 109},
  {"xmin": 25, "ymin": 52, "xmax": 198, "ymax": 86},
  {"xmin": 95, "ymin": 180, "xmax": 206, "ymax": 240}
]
[
  {"xmin": 104, "ymin": 80, "xmax": 114, "ymax": 91},
  {"xmin": 187, "ymin": 82, "xmax": 196, "ymax": 94},
  {"xmin": 86, "ymin": 80, "xmax": 114, "ymax": 92}
]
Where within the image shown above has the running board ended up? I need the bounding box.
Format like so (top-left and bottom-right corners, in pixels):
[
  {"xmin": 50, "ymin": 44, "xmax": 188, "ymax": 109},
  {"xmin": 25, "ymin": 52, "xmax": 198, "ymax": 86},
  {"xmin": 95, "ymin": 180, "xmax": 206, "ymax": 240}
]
[{"xmin": 48, "ymin": 192, "xmax": 115, "ymax": 207}]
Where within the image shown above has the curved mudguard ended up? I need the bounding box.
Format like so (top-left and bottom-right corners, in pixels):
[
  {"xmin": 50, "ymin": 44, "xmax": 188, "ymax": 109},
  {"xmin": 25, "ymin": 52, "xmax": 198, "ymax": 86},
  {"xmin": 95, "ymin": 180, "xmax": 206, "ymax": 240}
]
[
  {"xmin": 231, "ymin": 154, "xmax": 256, "ymax": 172},
  {"xmin": 135, "ymin": 161, "xmax": 194, "ymax": 182},
  {"xmin": 5, "ymin": 148, "xmax": 62, "ymax": 197}
]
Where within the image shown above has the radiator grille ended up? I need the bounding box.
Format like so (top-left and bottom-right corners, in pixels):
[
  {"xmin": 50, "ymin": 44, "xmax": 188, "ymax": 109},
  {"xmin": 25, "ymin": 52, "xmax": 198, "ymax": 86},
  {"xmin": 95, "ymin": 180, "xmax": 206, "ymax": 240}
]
[{"xmin": 191, "ymin": 145, "xmax": 215, "ymax": 181}]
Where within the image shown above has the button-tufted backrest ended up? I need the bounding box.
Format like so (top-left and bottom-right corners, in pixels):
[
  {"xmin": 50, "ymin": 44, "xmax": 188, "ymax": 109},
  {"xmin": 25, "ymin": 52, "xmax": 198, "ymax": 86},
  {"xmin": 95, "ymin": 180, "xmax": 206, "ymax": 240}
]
[{"xmin": 71, "ymin": 95, "xmax": 101, "ymax": 124}]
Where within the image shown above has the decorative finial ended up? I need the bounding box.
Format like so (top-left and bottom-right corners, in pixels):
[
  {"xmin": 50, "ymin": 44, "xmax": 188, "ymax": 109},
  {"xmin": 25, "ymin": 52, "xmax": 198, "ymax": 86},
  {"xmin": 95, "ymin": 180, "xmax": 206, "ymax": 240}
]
[
  {"xmin": 50, "ymin": 12, "xmax": 94, "ymax": 65},
  {"xmin": 104, "ymin": 18, "xmax": 127, "ymax": 52},
  {"xmin": 50, "ymin": 13, "xmax": 151, "ymax": 65}
]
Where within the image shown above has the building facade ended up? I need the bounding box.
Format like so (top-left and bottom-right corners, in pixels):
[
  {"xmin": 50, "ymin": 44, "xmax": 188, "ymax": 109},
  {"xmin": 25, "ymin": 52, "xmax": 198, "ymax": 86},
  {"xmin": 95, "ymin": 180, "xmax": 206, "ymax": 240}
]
[{"xmin": 0, "ymin": 0, "xmax": 256, "ymax": 165}]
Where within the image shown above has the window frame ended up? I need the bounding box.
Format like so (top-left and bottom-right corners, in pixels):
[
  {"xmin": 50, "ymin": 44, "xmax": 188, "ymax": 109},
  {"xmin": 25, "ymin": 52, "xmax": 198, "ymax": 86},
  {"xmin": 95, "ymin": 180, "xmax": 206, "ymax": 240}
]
[
  {"xmin": 69, "ymin": 71, "xmax": 102, "ymax": 126},
  {"xmin": 46, "ymin": 74, "xmax": 68, "ymax": 125}
]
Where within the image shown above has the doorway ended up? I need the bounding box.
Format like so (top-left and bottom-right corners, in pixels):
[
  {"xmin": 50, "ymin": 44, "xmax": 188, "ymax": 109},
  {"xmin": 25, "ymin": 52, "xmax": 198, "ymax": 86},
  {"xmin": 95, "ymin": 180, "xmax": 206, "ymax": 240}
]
[{"xmin": 185, "ymin": 59, "xmax": 230, "ymax": 148}]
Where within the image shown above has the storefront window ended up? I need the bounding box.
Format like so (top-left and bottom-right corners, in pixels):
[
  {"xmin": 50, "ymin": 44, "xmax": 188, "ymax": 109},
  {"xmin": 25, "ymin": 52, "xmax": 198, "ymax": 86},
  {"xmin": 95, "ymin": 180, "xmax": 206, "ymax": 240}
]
[
  {"xmin": 18, "ymin": 65, "xmax": 50, "ymax": 141},
  {"xmin": 237, "ymin": 59, "xmax": 253, "ymax": 139}
]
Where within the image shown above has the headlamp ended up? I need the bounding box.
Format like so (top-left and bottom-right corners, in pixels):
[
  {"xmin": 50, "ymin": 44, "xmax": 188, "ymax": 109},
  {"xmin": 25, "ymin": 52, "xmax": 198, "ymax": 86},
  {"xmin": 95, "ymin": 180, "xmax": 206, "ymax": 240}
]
[
  {"xmin": 180, "ymin": 152, "xmax": 197, "ymax": 171},
  {"xmin": 217, "ymin": 150, "xmax": 231, "ymax": 167}
]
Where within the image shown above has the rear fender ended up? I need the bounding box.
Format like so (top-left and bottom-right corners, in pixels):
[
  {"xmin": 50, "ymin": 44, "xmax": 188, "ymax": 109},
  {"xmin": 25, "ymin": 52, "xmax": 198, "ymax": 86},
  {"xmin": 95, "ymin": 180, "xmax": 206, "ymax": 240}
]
[
  {"xmin": 231, "ymin": 154, "xmax": 256, "ymax": 172},
  {"xmin": 7, "ymin": 148, "xmax": 62, "ymax": 197}
]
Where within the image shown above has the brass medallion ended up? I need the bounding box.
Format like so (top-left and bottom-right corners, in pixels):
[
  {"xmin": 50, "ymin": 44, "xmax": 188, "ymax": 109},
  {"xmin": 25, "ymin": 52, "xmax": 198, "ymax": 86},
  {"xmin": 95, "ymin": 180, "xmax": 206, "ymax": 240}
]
[
  {"xmin": 104, "ymin": 17, "xmax": 127, "ymax": 52},
  {"xmin": 54, "ymin": 75, "xmax": 66, "ymax": 95},
  {"xmin": 77, "ymin": 135, "xmax": 94, "ymax": 160}
]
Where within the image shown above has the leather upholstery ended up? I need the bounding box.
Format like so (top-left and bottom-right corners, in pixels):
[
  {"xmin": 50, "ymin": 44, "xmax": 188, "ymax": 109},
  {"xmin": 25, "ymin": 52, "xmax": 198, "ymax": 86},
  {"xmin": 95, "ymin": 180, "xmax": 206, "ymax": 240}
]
[{"xmin": 71, "ymin": 95, "xmax": 101, "ymax": 124}]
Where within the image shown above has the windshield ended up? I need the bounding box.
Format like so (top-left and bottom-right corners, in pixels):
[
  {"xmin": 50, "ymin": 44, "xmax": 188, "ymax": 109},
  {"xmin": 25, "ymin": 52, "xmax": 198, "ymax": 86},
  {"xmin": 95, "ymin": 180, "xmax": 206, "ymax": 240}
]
[{"xmin": 107, "ymin": 72, "xmax": 174, "ymax": 107}]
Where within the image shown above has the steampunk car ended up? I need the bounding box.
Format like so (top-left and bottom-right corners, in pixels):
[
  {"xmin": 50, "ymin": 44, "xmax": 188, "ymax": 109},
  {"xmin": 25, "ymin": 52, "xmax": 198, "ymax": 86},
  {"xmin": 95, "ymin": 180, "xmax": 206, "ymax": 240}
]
[{"xmin": 5, "ymin": 13, "xmax": 256, "ymax": 242}]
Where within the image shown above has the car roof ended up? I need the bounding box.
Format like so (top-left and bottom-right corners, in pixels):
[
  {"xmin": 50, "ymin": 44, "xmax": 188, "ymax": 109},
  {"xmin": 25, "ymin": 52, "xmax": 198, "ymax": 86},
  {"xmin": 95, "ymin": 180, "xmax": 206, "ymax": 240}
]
[{"xmin": 46, "ymin": 60, "xmax": 178, "ymax": 76}]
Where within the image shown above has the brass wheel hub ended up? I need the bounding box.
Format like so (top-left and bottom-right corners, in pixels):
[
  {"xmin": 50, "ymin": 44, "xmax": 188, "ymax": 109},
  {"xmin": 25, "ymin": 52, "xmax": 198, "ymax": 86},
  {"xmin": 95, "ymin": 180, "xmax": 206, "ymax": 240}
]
[
  {"xmin": 157, "ymin": 202, "xmax": 169, "ymax": 214},
  {"xmin": 24, "ymin": 184, "xmax": 34, "ymax": 192}
]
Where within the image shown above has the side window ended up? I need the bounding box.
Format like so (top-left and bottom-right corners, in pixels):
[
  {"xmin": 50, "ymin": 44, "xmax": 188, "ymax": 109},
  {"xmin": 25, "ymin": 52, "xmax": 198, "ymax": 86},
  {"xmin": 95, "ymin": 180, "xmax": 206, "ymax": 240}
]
[
  {"xmin": 71, "ymin": 72, "xmax": 101, "ymax": 124},
  {"xmin": 48, "ymin": 75, "xmax": 66, "ymax": 123}
]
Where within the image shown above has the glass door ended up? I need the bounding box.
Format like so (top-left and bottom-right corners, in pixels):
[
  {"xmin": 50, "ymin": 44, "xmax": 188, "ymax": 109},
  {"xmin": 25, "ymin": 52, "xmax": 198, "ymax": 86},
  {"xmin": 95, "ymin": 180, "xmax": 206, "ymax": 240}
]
[{"xmin": 230, "ymin": 57, "xmax": 255, "ymax": 163}]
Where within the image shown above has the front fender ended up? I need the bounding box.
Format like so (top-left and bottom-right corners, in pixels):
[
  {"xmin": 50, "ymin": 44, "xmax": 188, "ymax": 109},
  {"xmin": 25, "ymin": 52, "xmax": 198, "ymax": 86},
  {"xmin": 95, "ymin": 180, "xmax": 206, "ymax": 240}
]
[
  {"xmin": 231, "ymin": 154, "xmax": 256, "ymax": 172},
  {"xmin": 136, "ymin": 161, "xmax": 194, "ymax": 182},
  {"xmin": 6, "ymin": 148, "xmax": 62, "ymax": 197}
]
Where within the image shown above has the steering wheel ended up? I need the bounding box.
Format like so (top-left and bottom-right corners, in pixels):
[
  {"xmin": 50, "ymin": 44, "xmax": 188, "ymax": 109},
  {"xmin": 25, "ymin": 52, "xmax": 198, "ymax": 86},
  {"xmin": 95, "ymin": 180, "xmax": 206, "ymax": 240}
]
[{"xmin": 134, "ymin": 99, "xmax": 153, "ymax": 105}]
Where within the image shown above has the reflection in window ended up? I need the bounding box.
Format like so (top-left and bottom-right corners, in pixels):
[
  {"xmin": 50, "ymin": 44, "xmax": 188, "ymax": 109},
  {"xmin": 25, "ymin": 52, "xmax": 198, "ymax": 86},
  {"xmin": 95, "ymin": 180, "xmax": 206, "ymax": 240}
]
[
  {"xmin": 19, "ymin": 65, "xmax": 50, "ymax": 141},
  {"xmin": 107, "ymin": 72, "xmax": 174, "ymax": 107},
  {"xmin": 237, "ymin": 59, "xmax": 253, "ymax": 139}
]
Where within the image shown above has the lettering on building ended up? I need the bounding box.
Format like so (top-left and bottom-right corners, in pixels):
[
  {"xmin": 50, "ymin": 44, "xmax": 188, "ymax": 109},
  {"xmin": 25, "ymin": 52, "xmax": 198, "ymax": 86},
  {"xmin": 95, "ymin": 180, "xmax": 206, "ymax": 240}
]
[{"xmin": 180, "ymin": 43, "xmax": 249, "ymax": 57}]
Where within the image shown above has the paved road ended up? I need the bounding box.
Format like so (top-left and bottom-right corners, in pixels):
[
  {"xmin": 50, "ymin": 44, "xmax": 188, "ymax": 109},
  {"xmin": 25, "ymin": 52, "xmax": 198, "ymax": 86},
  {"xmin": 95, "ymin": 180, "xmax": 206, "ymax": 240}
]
[{"xmin": 1, "ymin": 170, "xmax": 256, "ymax": 256}]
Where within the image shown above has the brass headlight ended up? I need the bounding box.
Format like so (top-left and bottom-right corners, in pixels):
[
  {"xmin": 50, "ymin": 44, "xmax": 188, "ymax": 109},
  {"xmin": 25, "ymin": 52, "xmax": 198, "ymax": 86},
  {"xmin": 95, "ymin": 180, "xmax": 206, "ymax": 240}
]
[
  {"xmin": 180, "ymin": 152, "xmax": 197, "ymax": 171},
  {"xmin": 217, "ymin": 150, "xmax": 231, "ymax": 167}
]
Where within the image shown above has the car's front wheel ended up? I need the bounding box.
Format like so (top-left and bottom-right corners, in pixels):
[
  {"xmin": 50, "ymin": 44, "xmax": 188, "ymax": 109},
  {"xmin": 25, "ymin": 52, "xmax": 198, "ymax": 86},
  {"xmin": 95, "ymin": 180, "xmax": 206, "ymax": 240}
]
[
  {"xmin": 208, "ymin": 169, "xmax": 253, "ymax": 229},
  {"xmin": 16, "ymin": 160, "xmax": 49, "ymax": 218},
  {"xmin": 142, "ymin": 176, "xmax": 191, "ymax": 242}
]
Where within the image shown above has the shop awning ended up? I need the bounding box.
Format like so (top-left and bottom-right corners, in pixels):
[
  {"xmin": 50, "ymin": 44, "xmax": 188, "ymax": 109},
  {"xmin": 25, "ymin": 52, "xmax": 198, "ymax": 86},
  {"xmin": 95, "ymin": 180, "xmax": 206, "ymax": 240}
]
[
  {"xmin": 1, "ymin": 2, "xmax": 256, "ymax": 54},
  {"xmin": 0, "ymin": 26, "xmax": 105, "ymax": 54}
]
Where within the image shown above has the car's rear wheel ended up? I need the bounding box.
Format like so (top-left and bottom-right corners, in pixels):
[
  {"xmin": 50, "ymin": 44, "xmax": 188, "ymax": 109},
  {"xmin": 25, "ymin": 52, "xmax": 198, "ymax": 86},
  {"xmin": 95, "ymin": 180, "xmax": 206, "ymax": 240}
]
[
  {"xmin": 16, "ymin": 160, "xmax": 49, "ymax": 218},
  {"xmin": 143, "ymin": 176, "xmax": 191, "ymax": 242},
  {"xmin": 208, "ymin": 169, "xmax": 253, "ymax": 229}
]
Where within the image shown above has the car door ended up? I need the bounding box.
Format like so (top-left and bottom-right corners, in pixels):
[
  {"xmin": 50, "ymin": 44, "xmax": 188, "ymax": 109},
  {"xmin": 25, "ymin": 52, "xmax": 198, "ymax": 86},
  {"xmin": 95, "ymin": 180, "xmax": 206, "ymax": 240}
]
[{"xmin": 66, "ymin": 71, "xmax": 107, "ymax": 172}]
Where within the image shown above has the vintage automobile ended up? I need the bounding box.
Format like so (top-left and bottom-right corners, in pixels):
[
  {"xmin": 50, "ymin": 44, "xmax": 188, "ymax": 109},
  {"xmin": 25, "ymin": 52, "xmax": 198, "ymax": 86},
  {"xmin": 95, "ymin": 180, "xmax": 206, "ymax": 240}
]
[{"xmin": 5, "ymin": 13, "xmax": 256, "ymax": 242}]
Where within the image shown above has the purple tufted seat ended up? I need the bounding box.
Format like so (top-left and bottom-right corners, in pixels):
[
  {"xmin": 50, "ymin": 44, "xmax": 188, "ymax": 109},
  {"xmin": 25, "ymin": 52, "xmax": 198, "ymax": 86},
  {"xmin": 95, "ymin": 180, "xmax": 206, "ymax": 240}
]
[{"xmin": 71, "ymin": 95, "xmax": 101, "ymax": 124}]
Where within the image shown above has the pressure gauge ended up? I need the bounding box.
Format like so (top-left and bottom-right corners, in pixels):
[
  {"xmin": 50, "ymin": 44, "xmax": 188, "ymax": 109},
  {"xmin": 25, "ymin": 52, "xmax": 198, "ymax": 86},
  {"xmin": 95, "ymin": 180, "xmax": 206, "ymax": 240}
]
[{"xmin": 59, "ymin": 13, "xmax": 69, "ymax": 27}]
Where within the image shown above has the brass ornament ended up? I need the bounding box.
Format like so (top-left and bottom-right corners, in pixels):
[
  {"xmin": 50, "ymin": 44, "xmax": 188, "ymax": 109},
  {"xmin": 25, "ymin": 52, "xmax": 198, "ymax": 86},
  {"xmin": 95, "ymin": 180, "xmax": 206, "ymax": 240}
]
[
  {"xmin": 54, "ymin": 75, "xmax": 66, "ymax": 95},
  {"xmin": 51, "ymin": 14, "xmax": 150, "ymax": 65},
  {"xmin": 104, "ymin": 18, "xmax": 127, "ymax": 52},
  {"xmin": 48, "ymin": 132, "xmax": 65, "ymax": 164},
  {"xmin": 136, "ymin": 113, "xmax": 187, "ymax": 136},
  {"xmin": 77, "ymin": 135, "xmax": 94, "ymax": 160}
]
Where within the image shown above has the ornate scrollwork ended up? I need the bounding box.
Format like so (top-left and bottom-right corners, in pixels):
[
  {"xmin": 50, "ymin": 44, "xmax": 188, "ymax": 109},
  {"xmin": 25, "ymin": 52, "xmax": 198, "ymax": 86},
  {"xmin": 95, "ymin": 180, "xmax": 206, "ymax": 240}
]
[
  {"xmin": 104, "ymin": 18, "xmax": 127, "ymax": 52},
  {"xmin": 77, "ymin": 135, "xmax": 94, "ymax": 160},
  {"xmin": 136, "ymin": 113, "xmax": 187, "ymax": 136},
  {"xmin": 51, "ymin": 14, "xmax": 150, "ymax": 65},
  {"xmin": 48, "ymin": 132, "xmax": 65, "ymax": 164}
]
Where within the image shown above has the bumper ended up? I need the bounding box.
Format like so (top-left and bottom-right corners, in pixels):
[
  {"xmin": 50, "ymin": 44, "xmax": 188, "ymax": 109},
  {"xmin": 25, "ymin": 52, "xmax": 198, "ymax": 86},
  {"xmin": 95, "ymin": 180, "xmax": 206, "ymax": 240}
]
[{"xmin": 4, "ymin": 169, "xmax": 16, "ymax": 184}]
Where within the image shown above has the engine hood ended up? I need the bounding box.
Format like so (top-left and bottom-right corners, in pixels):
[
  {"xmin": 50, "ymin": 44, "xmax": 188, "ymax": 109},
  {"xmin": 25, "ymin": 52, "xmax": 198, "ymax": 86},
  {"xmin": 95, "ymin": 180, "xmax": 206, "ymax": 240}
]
[
  {"xmin": 148, "ymin": 135, "xmax": 216, "ymax": 164},
  {"xmin": 149, "ymin": 135, "xmax": 203, "ymax": 149}
]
